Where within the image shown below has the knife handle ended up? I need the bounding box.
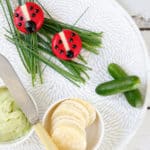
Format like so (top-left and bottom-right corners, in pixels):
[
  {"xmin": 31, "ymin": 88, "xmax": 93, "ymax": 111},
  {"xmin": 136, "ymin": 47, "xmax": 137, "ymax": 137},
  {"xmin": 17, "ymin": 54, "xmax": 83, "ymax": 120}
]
[{"xmin": 33, "ymin": 122, "xmax": 59, "ymax": 150}]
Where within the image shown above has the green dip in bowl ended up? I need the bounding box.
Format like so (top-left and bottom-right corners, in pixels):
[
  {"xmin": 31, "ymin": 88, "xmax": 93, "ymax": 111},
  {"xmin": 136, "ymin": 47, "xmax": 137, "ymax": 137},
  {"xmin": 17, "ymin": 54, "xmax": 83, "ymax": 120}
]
[{"xmin": 0, "ymin": 87, "xmax": 31, "ymax": 143}]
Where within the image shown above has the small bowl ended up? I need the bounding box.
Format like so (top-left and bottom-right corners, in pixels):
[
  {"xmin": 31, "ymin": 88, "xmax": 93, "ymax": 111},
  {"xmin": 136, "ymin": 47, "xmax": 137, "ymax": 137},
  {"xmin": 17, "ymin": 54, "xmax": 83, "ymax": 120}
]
[
  {"xmin": 43, "ymin": 98, "xmax": 104, "ymax": 150},
  {"xmin": 0, "ymin": 86, "xmax": 33, "ymax": 148},
  {"xmin": 0, "ymin": 130, "xmax": 33, "ymax": 148}
]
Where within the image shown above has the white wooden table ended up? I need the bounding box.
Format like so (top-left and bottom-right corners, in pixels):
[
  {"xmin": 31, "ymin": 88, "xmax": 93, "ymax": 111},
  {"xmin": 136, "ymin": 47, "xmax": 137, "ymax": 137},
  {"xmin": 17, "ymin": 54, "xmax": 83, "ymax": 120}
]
[{"xmin": 116, "ymin": 1, "xmax": 150, "ymax": 149}]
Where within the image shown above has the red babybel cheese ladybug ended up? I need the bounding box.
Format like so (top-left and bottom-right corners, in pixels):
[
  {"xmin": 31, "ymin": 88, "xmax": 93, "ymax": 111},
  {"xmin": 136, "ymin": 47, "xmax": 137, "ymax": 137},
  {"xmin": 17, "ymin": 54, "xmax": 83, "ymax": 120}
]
[
  {"xmin": 52, "ymin": 29, "xmax": 82, "ymax": 60},
  {"xmin": 13, "ymin": 2, "xmax": 44, "ymax": 33}
]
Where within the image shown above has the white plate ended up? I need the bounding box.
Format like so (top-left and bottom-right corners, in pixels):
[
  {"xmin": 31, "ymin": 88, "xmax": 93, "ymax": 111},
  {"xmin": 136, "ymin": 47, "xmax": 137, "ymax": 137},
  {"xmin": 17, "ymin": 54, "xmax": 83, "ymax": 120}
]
[{"xmin": 0, "ymin": 0, "xmax": 149, "ymax": 149}]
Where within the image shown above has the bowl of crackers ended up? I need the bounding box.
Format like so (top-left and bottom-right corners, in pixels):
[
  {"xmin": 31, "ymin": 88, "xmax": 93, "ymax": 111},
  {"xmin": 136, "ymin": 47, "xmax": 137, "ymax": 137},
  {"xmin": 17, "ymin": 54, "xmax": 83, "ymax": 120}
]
[{"xmin": 43, "ymin": 98, "xmax": 104, "ymax": 150}]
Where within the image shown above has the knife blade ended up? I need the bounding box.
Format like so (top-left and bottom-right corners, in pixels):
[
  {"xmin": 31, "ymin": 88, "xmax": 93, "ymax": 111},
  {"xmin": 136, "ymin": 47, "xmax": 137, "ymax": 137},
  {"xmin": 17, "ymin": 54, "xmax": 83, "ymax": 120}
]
[{"xmin": 0, "ymin": 54, "xmax": 38, "ymax": 125}]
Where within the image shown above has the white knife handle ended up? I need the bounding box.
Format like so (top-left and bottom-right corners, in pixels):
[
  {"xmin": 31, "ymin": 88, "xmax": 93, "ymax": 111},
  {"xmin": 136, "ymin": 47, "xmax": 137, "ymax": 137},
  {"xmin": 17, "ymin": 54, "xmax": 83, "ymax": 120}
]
[{"xmin": 33, "ymin": 122, "xmax": 59, "ymax": 150}]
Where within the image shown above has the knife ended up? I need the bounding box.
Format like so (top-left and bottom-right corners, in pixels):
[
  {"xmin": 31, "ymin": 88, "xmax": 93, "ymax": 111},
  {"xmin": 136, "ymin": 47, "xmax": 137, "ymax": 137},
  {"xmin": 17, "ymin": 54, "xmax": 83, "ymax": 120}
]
[{"xmin": 0, "ymin": 54, "xmax": 58, "ymax": 150}]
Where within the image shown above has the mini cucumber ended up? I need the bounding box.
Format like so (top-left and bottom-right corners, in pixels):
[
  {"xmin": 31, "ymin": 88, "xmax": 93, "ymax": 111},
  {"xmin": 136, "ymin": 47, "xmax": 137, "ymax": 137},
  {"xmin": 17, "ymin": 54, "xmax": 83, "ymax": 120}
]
[
  {"xmin": 124, "ymin": 90, "xmax": 143, "ymax": 107},
  {"xmin": 96, "ymin": 76, "xmax": 140, "ymax": 96},
  {"xmin": 108, "ymin": 63, "xmax": 128, "ymax": 78},
  {"xmin": 108, "ymin": 63, "xmax": 143, "ymax": 107}
]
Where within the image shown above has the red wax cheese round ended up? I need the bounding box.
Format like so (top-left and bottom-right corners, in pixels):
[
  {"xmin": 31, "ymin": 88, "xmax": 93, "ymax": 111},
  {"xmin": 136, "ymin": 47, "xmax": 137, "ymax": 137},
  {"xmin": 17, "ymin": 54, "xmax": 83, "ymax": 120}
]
[
  {"xmin": 13, "ymin": 2, "xmax": 44, "ymax": 33},
  {"xmin": 52, "ymin": 29, "xmax": 82, "ymax": 60}
]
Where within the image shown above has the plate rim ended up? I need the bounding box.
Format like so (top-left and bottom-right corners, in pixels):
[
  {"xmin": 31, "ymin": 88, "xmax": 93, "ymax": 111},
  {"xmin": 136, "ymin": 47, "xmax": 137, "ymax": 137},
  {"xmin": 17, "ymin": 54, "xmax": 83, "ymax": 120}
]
[{"xmin": 108, "ymin": 0, "xmax": 150, "ymax": 148}]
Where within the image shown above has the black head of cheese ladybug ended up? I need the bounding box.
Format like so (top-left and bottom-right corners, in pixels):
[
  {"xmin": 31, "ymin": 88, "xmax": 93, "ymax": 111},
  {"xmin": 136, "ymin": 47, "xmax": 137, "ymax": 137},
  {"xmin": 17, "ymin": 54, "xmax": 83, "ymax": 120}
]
[
  {"xmin": 52, "ymin": 29, "xmax": 82, "ymax": 60},
  {"xmin": 13, "ymin": 2, "xmax": 44, "ymax": 34}
]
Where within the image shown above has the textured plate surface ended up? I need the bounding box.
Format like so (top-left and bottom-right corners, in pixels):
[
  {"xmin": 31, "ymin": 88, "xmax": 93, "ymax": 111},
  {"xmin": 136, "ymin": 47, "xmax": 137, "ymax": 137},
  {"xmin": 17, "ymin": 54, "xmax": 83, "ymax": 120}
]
[{"xmin": 0, "ymin": 0, "xmax": 149, "ymax": 149}]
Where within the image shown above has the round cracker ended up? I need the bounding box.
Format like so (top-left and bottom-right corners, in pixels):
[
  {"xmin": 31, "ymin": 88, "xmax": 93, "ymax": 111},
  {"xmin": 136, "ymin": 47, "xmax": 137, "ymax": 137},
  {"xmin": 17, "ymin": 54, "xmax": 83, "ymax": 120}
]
[
  {"xmin": 68, "ymin": 98, "xmax": 96, "ymax": 126},
  {"xmin": 51, "ymin": 104, "xmax": 86, "ymax": 128},
  {"xmin": 62, "ymin": 100, "xmax": 90, "ymax": 127},
  {"xmin": 52, "ymin": 126, "xmax": 86, "ymax": 150},
  {"xmin": 51, "ymin": 117, "xmax": 84, "ymax": 135},
  {"xmin": 51, "ymin": 115, "xmax": 84, "ymax": 131}
]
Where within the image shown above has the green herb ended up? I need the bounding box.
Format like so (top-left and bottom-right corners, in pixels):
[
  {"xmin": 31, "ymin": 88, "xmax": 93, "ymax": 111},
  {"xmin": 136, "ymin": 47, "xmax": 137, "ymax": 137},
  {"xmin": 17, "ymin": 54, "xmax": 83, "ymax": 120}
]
[{"xmin": 1, "ymin": 0, "xmax": 103, "ymax": 86}]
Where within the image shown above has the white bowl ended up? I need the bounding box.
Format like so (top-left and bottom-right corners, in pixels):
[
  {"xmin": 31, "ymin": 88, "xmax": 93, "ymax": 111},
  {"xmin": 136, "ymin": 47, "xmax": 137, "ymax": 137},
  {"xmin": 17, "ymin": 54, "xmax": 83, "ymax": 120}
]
[
  {"xmin": 0, "ymin": 86, "xmax": 33, "ymax": 148},
  {"xmin": 0, "ymin": 130, "xmax": 33, "ymax": 148},
  {"xmin": 43, "ymin": 98, "xmax": 104, "ymax": 150}
]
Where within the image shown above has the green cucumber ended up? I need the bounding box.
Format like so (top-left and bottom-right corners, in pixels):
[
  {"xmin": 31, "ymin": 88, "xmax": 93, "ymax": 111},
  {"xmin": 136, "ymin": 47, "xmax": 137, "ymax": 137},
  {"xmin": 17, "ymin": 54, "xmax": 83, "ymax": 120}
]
[
  {"xmin": 124, "ymin": 90, "xmax": 143, "ymax": 107},
  {"xmin": 108, "ymin": 63, "xmax": 128, "ymax": 78},
  {"xmin": 96, "ymin": 76, "xmax": 140, "ymax": 96},
  {"xmin": 108, "ymin": 63, "xmax": 143, "ymax": 107}
]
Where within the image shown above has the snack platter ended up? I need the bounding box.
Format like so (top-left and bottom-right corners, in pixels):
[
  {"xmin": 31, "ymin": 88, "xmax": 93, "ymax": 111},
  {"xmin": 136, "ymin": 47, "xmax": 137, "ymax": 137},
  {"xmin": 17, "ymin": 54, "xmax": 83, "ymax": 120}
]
[{"xmin": 0, "ymin": 0, "xmax": 149, "ymax": 150}]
